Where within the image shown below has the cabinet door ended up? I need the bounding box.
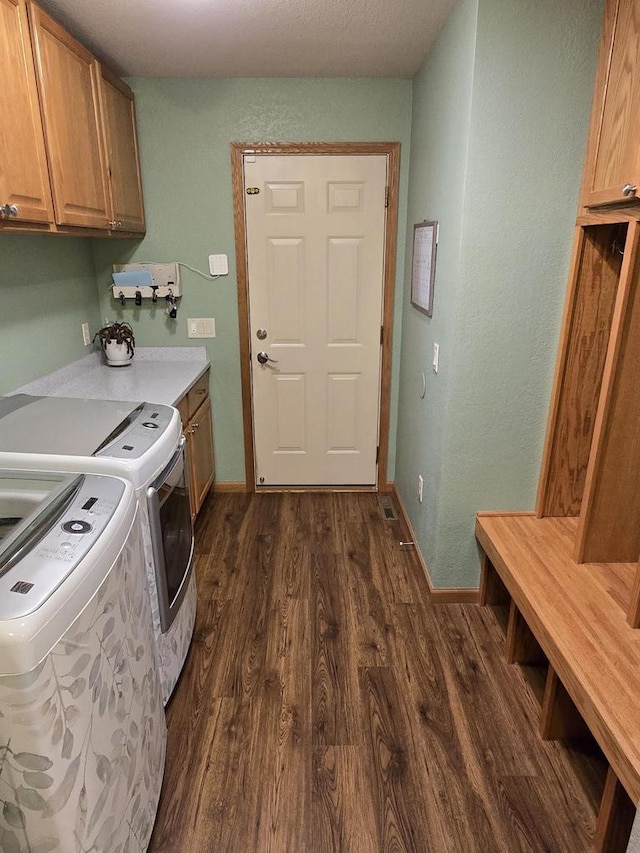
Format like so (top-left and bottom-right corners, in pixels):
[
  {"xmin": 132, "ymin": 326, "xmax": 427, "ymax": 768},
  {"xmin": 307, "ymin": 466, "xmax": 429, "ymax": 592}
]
[
  {"xmin": 183, "ymin": 427, "xmax": 196, "ymax": 518},
  {"xmin": 0, "ymin": 0, "xmax": 53, "ymax": 224},
  {"xmin": 98, "ymin": 65, "xmax": 145, "ymax": 233},
  {"xmin": 189, "ymin": 397, "xmax": 215, "ymax": 515},
  {"xmin": 29, "ymin": 2, "xmax": 109, "ymax": 228},
  {"xmin": 582, "ymin": 0, "xmax": 640, "ymax": 208}
]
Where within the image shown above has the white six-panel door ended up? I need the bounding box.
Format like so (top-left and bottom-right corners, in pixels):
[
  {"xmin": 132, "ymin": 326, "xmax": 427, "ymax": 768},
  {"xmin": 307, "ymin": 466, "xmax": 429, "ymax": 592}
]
[{"xmin": 244, "ymin": 154, "xmax": 387, "ymax": 486}]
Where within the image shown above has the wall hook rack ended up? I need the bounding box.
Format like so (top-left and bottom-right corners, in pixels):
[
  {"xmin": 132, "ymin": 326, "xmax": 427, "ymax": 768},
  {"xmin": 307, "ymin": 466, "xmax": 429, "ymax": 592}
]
[{"xmin": 111, "ymin": 263, "xmax": 181, "ymax": 301}]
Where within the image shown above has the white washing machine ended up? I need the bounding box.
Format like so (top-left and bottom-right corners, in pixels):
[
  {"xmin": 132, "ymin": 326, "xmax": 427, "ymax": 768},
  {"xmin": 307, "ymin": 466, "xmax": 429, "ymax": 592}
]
[
  {"xmin": 0, "ymin": 468, "xmax": 166, "ymax": 852},
  {"xmin": 0, "ymin": 395, "xmax": 196, "ymax": 705}
]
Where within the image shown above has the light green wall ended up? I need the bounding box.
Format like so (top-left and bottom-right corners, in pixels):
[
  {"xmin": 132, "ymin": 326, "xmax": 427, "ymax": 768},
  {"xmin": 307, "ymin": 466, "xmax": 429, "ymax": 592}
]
[
  {"xmin": 0, "ymin": 9, "xmax": 605, "ymax": 547},
  {"xmin": 92, "ymin": 78, "xmax": 413, "ymax": 483},
  {"xmin": 0, "ymin": 236, "xmax": 101, "ymax": 394},
  {"xmin": 396, "ymin": 0, "xmax": 478, "ymax": 582},
  {"xmin": 395, "ymin": 0, "xmax": 604, "ymax": 587}
]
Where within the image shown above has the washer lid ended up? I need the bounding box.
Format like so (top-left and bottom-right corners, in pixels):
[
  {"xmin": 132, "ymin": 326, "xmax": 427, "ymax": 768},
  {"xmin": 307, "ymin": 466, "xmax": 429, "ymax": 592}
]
[
  {"xmin": 0, "ymin": 470, "xmax": 81, "ymax": 564},
  {"xmin": 0, "ymin": 395, "xmax": 139, "ymax": 455},
  {"xmin": 0, "ymin": 471, "xmax": 126, "ymax": 620},
  {"xmin": 0, "ymin": 471, "xmax": 136, "ymax": 676}
]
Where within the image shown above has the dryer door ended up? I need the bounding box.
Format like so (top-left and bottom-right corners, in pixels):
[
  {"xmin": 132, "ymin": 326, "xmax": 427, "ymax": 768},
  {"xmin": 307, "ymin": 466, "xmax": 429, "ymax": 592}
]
[{"xmin": 146, "ymin": 438, "xmax": 194, "ymax": 632}]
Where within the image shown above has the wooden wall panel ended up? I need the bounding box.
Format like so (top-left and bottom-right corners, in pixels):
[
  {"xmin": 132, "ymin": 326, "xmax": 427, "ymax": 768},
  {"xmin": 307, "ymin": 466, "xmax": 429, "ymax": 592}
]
[
  {"xmin": 538, "ymin": 224, "xmax": 623, "ymax": 517},
  {"xmin": 577, "ymin": 220, "xmax": 640, "ymax": 562}
]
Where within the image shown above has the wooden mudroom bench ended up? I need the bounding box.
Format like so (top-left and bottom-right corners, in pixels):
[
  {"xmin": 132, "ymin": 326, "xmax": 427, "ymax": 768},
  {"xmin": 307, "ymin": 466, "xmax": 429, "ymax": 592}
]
[
  {"xmin": 472, "ymin": 0, "xmax": 640, "ymax": 848},
  {"xmin": 476, "ymin": 511, "xmax": 640, "ymax": 851}
]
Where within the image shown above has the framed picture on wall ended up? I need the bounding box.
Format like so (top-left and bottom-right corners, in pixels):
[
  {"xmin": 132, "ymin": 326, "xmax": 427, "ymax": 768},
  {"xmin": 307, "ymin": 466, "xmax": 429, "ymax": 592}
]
[{"xmin": 410, "ymin": 220, "xmax": 438, "ymax": 317}]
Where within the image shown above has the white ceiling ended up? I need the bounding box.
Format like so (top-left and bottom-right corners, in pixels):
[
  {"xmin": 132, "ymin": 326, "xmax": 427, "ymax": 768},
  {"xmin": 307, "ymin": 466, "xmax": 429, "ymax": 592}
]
[{"xmin": 34, "ymin": 0, "xmax": 458, "ymax": 78}]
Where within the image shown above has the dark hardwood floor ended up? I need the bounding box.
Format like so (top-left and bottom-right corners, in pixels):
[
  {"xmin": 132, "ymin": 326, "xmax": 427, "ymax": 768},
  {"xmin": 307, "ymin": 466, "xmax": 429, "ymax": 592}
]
[{"xmin": 148, "ymin": 492, "xmax": 605, "ymax": 852}]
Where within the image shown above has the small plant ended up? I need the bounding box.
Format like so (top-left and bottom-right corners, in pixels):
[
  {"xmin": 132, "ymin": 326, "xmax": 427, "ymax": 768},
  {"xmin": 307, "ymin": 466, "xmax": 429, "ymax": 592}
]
[{"xmin": 93, "ymin": 321, "xmax": 136, "ymax": 357}]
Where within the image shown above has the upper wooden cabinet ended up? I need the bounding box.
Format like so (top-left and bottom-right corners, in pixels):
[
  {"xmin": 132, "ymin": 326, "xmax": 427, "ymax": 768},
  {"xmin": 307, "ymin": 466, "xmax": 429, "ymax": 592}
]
[
  {"xmin": 0, "ymin": 0, "xmax": 53, "ymax": 225},
  {"xmin": 581, "ymin": 0, "xmax": 640, "ymax": 208},
  {"xmin": 97, "ymin": 65, "xmax": 145, "ymax": 233},
  {"xmin": 0, "ymin": 0, "xmax": 145, "ymax": 235},
  {"xmin": 29, "ymin": 2, "xmax": 110, "ymax": 229}
]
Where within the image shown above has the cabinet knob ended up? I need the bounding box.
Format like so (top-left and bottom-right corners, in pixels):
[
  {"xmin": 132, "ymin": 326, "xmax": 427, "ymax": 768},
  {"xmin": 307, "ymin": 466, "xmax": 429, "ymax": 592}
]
[
  {"xmin": 0, "ymin": 204, "xmax": 19, "ymax": 219},
  {"xmin": 108, "ymin": 220, "xmax": 116, "ymax": 228},
  {"xmin": 622, "ymin": 183, "xmax": 637, "ymax": 197}
]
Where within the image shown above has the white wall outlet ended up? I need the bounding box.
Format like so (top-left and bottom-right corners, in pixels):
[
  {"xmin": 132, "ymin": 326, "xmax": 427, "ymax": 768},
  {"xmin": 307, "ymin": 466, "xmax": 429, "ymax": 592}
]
[
  {"xmin": 208, "ymin": 254, "xmax": 228, "ymax": 276},
  {"xmin": 187, "ymin": 317, "xmax": 216, "ymax": 338},
  {"xmin": 82, "ymin": 322, "xmax": 91, "ymax": 346},
  {"xmin": 418, "ymin": 474, "xmax": 424, "ymax": 503},
  {"xmin": 432, "ymin": 342, "xmax": 439, "ymax": 374}
]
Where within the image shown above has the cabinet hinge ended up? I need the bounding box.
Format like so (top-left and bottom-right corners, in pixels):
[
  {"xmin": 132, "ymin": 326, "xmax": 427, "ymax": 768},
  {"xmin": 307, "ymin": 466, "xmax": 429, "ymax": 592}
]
[
  {"xmin": 376, "ymin": 445, "xmax": 380, "ymax": 463},
  {"xmin": 385, "ymin": 186, "xmax": 390, "ymax": 208},
  {"xmin": 380, "ymin": 325, "xmax": 384, "ymax": 345}
]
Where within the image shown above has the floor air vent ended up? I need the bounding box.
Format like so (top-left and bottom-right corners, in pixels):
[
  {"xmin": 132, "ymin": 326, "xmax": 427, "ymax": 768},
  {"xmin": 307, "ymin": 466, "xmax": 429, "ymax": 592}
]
[{"xmin": 378, "ymin": 494, "xmax": 397, "ymax": 521}]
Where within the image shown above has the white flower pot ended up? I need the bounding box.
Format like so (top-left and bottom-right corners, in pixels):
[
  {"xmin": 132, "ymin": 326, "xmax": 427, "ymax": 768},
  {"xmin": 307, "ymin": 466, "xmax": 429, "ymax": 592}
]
[{"xmin": 104, "ymin": 339, "xmax": 134, "ymax": 367}]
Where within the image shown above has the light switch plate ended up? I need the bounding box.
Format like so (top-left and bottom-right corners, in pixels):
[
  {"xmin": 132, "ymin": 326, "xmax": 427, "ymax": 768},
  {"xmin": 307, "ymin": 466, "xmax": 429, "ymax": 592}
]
[
  {"xmin": 208, "ymin": 254, "xmax": 228, "ymax": 276},
  {"xmin": 187, "ymin": 318, "xmax": 216, "ymax": 338}
]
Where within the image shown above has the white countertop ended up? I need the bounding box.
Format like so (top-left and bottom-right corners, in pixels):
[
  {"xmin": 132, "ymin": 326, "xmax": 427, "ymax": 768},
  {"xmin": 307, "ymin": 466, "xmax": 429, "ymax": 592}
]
[{"xmin": 14, "ymin": 347, "xmax": 210, "ymax": 407}]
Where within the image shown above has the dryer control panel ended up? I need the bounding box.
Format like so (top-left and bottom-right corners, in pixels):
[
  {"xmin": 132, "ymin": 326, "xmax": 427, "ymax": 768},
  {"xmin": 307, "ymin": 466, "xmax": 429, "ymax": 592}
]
[
  {"xmin": 97, "ymin": 402, "xmax": 175, "ymax": 460},
  {"xmin": 0, "ymin": 473, "xmax": 125, "ymax": 620}
]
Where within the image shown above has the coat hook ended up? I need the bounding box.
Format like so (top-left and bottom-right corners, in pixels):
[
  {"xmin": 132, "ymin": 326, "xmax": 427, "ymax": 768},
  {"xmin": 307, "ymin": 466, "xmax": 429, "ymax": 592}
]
[{"xmin": 165, "ymin": 291, "xmax": 177, "ymax": 319}]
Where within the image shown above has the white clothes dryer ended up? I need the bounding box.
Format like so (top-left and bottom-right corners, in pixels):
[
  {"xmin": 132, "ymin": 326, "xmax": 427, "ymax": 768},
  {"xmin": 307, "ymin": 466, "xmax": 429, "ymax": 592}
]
[
  {"xmin": 0, "ymin": 469, "xmax": 166, "ymax": 852},
  {"xmin": 0, "ymin": 395, "xmax": 196, "ymax": 705}
]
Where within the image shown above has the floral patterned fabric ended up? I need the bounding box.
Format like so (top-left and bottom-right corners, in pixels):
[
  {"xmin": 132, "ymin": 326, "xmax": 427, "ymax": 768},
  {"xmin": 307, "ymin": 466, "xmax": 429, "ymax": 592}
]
[
  {"xmin": 153, "ymin": 574, "xmax": 196, "ymax": 705},
  {"xmin": 0, "ymin": 512, "xmax": 166, "ymax": 853}
]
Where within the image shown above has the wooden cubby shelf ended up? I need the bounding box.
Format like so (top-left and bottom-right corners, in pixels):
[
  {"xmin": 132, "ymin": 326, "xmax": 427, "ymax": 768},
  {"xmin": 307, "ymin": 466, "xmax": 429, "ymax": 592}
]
[
  {"xmin": 534, "ymin": 215, "xmax": 640, "ymax": 626},
  {"xmin": 476, "ymin": 511, "xmax": 639, "ymax": 851},
  {"xmin": 474, "ymin": 1, "xmax": 640, "ymax": 848}
]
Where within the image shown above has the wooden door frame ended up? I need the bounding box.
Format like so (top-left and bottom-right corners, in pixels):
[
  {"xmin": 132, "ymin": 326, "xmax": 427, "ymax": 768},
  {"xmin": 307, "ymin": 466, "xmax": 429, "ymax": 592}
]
[{"xmin": 231, "ymin": 141, "xmax": 401, "ymax": 492}]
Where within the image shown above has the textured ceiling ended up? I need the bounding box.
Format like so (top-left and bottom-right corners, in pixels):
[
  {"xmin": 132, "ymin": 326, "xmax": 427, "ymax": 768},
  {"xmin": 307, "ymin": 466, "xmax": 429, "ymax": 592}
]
[{"xmin": 34, "ymin": 0, "xmax": 458, "ymax": 78}]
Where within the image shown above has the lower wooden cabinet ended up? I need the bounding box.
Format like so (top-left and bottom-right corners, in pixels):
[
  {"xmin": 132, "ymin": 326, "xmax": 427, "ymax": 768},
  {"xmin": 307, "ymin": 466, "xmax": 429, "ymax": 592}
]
[
  {"xmin": 177, "ymin": 370, "xmax": 214, "ymax": 519},
  {"xmin": 185, "ymin": 396, "xmax": 215, "ymax": 517}
]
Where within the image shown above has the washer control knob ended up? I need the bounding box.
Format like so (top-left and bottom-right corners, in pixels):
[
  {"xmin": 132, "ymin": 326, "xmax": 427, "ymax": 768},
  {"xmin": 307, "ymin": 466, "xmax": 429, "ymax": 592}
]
[{"xmin": 62, "ymin": 520, "xmax": 92, "ymax": 534}]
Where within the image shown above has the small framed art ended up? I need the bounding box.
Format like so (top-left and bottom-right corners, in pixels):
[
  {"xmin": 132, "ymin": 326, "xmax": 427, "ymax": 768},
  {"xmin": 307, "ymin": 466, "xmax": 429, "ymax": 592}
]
[{"xmin": 410, "ymin": 220, "xmax": 438, "ymax": 317}]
